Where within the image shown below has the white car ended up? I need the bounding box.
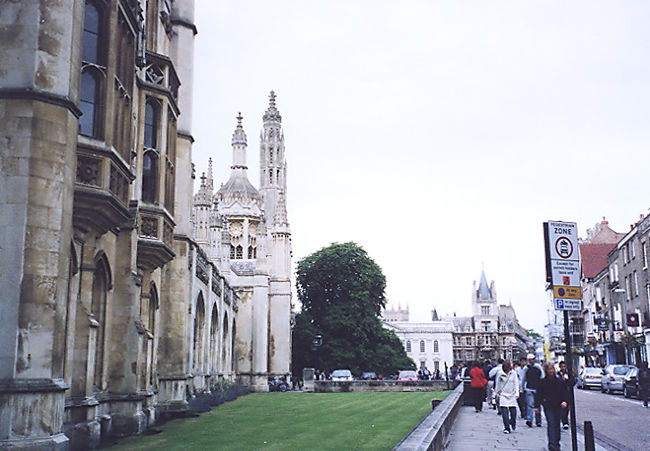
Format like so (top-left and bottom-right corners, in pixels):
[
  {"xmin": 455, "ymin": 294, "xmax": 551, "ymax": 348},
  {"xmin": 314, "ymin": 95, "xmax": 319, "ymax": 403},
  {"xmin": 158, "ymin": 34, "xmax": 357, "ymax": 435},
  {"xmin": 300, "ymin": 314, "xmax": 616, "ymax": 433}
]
[
  {"xmin": 330, "ymin": 369, "xmax": 353, "ymax": 381},
  {"xmin": 577, "ymin": 367, "xmax": 602, "ymax": 389}
]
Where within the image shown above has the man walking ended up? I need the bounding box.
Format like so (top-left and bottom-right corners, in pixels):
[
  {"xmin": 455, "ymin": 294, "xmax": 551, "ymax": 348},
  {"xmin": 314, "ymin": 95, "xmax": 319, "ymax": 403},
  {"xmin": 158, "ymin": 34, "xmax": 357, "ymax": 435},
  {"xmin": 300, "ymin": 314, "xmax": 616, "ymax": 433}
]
[
  {"xmin": 638, "ymin": 361, "xmax": 650, "ymax": 408},
  {"xmin": 522, "ymin": 353, "xmax": 544, "ymax": 427},
  {"xmin": 515, "ymin": 356, "xmax": 528, "ymax": 418},
  {"xmin": 535, "ymin": 363, "xmax": 569, "ymax": 451},
  {"xmin": 558, "ymin": 361, "xmax": 574, "ymax": 429}
]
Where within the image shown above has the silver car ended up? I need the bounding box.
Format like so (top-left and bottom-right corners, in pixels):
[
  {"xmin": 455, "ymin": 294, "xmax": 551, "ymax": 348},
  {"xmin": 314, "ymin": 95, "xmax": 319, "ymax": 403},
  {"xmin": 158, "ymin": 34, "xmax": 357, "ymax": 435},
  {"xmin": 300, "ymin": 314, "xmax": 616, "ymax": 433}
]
[
  {"xmin": 577, "ymin": 367, "xmax": 602, "ymax": 389},
  {"xmin": 600, "ymin": 364, "xmax": 635, "ymax": 394}
]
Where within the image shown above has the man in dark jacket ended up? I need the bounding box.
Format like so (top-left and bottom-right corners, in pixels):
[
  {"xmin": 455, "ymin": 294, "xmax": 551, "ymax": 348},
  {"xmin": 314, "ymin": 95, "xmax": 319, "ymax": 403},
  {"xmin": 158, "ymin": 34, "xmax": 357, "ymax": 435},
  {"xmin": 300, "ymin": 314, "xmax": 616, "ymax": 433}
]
[
  {"xmin": 535, "ymin": 363, "xmax": 568, "ymax": 451},
  {"xmin": 638, "ymin": 361, "xmax": 650, "ymax": 408},
  {"xmin": 558, "ymin": 361, "xmax": 575, "ymax": 429}
]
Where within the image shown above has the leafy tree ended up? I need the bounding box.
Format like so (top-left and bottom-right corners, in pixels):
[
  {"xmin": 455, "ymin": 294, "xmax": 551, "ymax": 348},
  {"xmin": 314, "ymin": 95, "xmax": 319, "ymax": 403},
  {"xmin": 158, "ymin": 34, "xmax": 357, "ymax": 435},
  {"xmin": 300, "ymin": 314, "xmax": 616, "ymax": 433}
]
[
  {"xmin": 526, "ymin": 329, "xmax": 542, "ymax": 340},
  {"xmin": 291, "ymin": 242, "xmax": 414, "ymax": 377}
]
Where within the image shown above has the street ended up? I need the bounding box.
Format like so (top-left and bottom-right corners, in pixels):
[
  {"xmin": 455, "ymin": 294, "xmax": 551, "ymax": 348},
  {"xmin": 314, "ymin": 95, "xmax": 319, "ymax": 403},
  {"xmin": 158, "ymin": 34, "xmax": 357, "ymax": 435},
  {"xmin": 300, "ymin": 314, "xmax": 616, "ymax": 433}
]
[{"xmin": 573, "ymin": 387, "xmax": 650, "ymax": 451}]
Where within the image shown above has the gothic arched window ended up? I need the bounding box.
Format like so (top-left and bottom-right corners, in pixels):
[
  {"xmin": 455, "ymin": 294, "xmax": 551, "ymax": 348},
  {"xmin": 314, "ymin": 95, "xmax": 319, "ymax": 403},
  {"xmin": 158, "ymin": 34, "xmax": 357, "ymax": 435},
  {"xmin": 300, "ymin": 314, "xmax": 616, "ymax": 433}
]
[
  {"xmin": 144, "ymin": 99, "xmax": 159, "ymax": 149},
  {"xmin": 83, "ymin": 1, "xmax": 102, "ymax": 64},
  {"xmin": 235, "ymin": 245, "xmax": 243, "ymax": 259},
  {"xmin": 79, "ymin": 69, "xmax": 101, "ymax": 137},
  {"xmin": 142, "ymin": 150, "xmax": 158, "ymax": 203}
]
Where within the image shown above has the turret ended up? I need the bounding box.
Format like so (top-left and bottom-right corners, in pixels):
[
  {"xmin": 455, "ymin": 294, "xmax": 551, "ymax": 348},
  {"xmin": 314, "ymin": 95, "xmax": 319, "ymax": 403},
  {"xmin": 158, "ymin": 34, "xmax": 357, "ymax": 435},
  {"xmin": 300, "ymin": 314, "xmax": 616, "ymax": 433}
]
[{"xmin": 260, "ymin": 91, "xmax": 286, "ymax": 222}]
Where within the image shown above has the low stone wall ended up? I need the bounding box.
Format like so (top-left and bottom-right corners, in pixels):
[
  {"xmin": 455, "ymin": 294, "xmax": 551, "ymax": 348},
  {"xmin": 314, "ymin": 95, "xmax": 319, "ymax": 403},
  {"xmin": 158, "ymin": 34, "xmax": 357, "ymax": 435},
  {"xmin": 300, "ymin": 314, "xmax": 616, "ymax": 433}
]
[
  {"xmin": 314, "ymin": 380, "xmax": 457, "ymax": 393},
  {"xmin": 392, "ymin": 382, "xmax": 464, "ymax": 451}
]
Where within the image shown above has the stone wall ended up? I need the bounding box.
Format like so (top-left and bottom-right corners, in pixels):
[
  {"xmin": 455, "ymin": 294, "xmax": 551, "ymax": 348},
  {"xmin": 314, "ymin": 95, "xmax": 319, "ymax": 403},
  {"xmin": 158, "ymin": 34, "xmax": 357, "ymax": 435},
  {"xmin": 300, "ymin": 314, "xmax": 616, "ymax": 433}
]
[{"xmin": 314, "ymin": 380, "xmax": 457, "ymax": 393}]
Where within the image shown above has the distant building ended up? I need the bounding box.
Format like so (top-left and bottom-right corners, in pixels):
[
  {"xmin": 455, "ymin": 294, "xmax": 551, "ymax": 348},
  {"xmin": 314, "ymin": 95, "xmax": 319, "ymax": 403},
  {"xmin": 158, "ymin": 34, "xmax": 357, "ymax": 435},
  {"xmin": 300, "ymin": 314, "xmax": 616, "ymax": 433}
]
[
  {"xmin": 383, "ymin": 307, "xmax": 454, "ymax": 375},
  {"xmin": 445, "ymin": 270, "xmax": 531, "ymax": 365}
]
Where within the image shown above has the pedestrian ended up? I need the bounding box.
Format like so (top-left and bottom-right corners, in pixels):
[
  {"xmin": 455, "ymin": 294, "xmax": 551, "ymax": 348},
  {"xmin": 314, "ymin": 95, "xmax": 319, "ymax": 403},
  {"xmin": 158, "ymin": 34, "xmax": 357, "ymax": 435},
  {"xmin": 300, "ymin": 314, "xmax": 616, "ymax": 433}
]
[
  {"xmin": 535, "ymin": 362, "xmax": 569, "ymax": 451},
  {"xmin": 638, "ymin": 361, "xmax": 650, "ymax": 408},
  {"xmin": 522, "ymin": 353, "xmax": 544, "ymax": 427},
  {"xmin": 470, "ymin": 361, "xmax": 488, "ymax": 412},
  {"xmin": 495, "ymin": 360, "xmax": 520, "ymax": 434},
  {"xmin": 483, "ymin": 359, "xmax": 494, "ymax": 407},
  {"xmin": 557, "ymin": 361, "xmax": 574, "ymax": 429},
  {"xmin": 515, "ymin": 356, "xmax": 528, "ymax": 418},
  {"xmin": 489, "ymin": 358, "xmax": 504, "ymax": 411}
]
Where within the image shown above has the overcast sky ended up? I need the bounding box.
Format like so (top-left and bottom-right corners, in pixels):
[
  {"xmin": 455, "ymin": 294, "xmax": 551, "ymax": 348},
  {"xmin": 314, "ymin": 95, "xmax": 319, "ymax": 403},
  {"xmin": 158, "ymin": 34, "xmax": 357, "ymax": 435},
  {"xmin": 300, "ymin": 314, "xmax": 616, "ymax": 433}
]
[{"xmin": 192, "ymin": 1, "xmax": 650, "ymax": 333}]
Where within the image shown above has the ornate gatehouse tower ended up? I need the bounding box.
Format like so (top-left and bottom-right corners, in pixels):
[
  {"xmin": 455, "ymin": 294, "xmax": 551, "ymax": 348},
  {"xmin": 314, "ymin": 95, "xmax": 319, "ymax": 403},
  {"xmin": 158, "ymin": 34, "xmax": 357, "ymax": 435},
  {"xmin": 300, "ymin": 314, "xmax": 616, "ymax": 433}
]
[{"xmin": 192, "ymin": 92, "xmax": 292, "ymax": 391}]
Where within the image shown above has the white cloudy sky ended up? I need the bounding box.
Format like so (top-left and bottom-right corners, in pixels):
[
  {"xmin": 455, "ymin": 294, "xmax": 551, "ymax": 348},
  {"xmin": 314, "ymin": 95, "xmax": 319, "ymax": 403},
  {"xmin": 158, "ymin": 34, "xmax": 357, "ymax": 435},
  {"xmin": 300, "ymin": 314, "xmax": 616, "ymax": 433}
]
[{"xmin": 191, "ymin": 1, "xmax": 650, "ymax": 332}]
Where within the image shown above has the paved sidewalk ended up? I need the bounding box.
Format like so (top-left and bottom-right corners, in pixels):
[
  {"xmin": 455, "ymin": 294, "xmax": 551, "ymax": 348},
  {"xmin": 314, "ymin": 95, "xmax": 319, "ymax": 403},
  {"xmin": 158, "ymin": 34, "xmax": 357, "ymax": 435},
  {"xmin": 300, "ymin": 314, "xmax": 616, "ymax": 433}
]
[{"xmin": 445, "ymin": 404, "xmax": 609, "ymax": 451}]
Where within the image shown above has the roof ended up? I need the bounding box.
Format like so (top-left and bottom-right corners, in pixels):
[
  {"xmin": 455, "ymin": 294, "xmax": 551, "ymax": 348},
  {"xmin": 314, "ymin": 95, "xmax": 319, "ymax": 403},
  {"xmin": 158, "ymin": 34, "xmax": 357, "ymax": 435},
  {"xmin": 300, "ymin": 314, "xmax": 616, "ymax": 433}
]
[
  {"xmin": 477, "ymin": 270, "xmax": 491, "ymax": 300},
  {"xmin": 580, "ymin": 242, "xmax": 617, "ymax": 279}
]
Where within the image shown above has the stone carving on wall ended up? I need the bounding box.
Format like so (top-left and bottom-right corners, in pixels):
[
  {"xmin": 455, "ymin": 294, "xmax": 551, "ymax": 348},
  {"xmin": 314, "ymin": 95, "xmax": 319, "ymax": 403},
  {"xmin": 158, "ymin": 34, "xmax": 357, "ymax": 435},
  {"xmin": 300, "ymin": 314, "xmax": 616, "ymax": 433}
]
[
  {"xmin": 140, "ymin": 215, "xmax": 158, "ymax": 238},
  {"xmin": 76, "ymin": 155, "xmax": 102, "ymax": 186},
  {"xmin": 109, "ymin": 164, "xmax": 129, "ymax": 205}
]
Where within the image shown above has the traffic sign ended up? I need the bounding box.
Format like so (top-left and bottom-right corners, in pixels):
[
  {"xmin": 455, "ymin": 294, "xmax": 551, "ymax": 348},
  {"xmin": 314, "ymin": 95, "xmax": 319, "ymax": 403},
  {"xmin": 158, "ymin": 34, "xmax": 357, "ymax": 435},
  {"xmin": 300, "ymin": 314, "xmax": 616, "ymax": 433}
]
[
  {"xmin": 554, "ymin": 298, "xmax": 581, "ymax": 311},
  {"xmin": 553, "ymin": 286, "xmax": 582, "ymax": 300}
]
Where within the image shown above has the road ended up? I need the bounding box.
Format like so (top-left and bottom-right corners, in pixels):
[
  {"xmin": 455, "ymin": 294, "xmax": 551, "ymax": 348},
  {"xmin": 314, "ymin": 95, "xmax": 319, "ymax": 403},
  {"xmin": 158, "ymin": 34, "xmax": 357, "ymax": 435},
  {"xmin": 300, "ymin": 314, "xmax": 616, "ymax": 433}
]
[{"xmin": 573, "ymin": 386, "xmax": 650, "ymax": 451}]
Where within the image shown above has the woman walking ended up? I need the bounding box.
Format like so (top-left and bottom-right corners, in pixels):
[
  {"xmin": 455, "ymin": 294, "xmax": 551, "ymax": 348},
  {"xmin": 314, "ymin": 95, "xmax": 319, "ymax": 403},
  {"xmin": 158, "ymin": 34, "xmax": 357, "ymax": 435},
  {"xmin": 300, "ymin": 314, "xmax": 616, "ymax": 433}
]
[
  {"xmin": 495, "ymin": 360, "xmax": 520, "ymax": 434},
  {"xmin": 469, "ymin": 361, "xmax": 488, "ymax": 412}
]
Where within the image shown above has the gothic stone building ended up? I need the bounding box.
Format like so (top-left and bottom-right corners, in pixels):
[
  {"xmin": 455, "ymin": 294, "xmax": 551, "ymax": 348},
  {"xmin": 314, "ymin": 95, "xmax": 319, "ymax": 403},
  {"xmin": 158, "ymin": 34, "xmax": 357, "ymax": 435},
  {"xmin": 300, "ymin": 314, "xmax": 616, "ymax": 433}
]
[
  {"xmin": 446, "ymin": 271, "xmax": 530, "ymax": 365},
  {"xmin": 192, "ymin": 94, "xmax": 293, "ymax": 391},
  {"xmin": 0, "ymin": 1, "xmax": 251, "ymax": 449}
]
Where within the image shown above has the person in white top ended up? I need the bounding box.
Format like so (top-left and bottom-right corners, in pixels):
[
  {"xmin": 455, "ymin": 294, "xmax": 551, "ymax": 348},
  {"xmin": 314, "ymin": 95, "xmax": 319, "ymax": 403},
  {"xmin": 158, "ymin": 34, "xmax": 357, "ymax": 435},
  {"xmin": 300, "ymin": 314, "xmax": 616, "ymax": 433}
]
[{"xmin": 495, "ymin": 360, "xmax": 520, "ymax": 434}]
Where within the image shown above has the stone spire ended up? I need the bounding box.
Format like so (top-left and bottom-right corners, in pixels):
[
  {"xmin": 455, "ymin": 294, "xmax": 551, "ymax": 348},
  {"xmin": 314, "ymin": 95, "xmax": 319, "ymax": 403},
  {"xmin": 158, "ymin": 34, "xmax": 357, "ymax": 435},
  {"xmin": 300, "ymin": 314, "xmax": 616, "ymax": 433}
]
[
  {"xmin": 215, "ymin": 114, "xmax": 261, "ymax": 205},
  {"xmin": 263, "ymin": 90, "xmax": 282, "ymax": 123},
  {"xmin": 273, "ymin": 189, "xmax": 289, "ymax": 226},
  {"xmin": 231, "ymin": 112, "xmax": 248, "ymax": 169},
  {"xmin": 207, "ymin": 157, "xmax": 213, "ymax": 192}
]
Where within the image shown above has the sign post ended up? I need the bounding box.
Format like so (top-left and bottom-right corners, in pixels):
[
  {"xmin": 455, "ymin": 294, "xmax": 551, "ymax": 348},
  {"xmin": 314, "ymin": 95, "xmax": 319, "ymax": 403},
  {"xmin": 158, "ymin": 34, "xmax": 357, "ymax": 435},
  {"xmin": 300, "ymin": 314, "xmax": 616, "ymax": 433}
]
[{"xmin": 544, "ymin": 220, "xmax": 580, "ymax": 451}]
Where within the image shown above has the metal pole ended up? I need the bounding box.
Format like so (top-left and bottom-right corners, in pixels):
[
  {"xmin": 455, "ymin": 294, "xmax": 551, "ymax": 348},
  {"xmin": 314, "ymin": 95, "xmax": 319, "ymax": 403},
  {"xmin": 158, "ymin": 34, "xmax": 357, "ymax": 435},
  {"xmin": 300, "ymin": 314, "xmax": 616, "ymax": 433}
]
[{"xmin": 564, "ymin": 311, "xmax": 578, "ymax": 451}]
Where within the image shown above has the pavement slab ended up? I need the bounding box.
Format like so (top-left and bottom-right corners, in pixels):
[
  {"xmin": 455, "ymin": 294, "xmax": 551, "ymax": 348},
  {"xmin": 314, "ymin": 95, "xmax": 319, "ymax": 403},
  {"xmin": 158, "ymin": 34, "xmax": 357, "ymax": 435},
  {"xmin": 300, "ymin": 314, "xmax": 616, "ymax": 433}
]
[{"xmin": 445, "ymin": 403, "xmax": 609, "ymax": 451}]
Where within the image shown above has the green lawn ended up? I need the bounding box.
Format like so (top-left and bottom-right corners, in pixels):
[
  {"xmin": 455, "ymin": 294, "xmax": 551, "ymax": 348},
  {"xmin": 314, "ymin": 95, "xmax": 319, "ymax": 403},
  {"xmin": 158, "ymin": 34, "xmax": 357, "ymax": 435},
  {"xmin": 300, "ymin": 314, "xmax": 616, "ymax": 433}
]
[{"xmin": 105, "ymin": 391, "xmax": 450, "ymax": 451}]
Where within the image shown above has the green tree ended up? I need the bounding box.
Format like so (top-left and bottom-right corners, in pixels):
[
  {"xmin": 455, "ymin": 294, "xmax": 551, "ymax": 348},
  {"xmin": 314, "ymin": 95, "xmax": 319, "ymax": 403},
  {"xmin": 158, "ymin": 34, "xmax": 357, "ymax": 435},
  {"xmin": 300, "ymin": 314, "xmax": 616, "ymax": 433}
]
[
  {"xmin": 526, "ymin": 329, "xmax": 542, "ymax": 340},
  {"xmin": 291, "ymin": 242, "xmax": 414, "ymax": 377}
]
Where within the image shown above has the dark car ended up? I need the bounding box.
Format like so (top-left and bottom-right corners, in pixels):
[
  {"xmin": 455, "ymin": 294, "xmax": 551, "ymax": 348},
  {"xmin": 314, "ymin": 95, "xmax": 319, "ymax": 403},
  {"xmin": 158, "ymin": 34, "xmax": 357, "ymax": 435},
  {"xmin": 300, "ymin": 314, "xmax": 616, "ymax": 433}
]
[
  {"xmin": 623, "ymin": 367, "xmax": 640, "ymax": 399},
  {"xmin": 361, "ymin": 372, "xmax": 377, "ymax": 380}
]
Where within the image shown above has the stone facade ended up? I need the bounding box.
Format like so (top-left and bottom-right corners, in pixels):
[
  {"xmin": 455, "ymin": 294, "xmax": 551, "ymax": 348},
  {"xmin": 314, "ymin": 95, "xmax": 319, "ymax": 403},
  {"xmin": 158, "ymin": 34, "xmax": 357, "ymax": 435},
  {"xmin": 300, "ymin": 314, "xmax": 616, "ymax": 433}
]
[
  {"xmin": 0, "ymin": 1, "xmax": 246, "ymax": 449},
  {"xmin": 384, "ymin": 317, "xmax": 454, "ymax": 375},
  {"xmin": 446, "ymin": 271, "xmax": 530, "ymax": 365},
  {"xmin": 191, "ymin": 93, "xmax": 293, "ymax": 392}
]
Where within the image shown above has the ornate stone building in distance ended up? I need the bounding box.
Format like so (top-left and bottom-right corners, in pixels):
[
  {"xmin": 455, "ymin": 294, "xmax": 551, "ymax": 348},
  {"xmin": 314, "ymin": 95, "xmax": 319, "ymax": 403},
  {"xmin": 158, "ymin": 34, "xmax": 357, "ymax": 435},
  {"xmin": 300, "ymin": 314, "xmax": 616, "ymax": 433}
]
[
  {"xmin": 192, "ymin": 93, "xmax": 292, "ymax": 392},
  {"xmin": 0, "ymin": 1, "xmax": 253, "ymax": 449},
  {"xmin": 444, "ymin": 270, "xmax": 531, "ymax": 365}
]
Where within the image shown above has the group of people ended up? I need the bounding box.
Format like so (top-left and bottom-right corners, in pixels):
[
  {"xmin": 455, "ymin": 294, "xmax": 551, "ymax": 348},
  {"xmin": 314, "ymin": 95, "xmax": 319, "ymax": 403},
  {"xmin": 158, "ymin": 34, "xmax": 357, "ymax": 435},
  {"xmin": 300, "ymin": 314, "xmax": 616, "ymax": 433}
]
[
  {"xmin": 468, "ymin": 354, "xmax": 572, "ymax": 451},
  {"xmin": 417, "ymin": 367, "xmax": 442, "ymax": 380}
]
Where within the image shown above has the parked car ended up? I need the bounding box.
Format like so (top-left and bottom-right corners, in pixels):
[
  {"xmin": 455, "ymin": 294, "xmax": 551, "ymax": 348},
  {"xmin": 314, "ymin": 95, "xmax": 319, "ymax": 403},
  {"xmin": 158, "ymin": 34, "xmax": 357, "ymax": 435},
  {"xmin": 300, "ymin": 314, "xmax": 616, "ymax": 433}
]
[
  {"xmin": 600, "ymin": 364, "xmax": 635, "ymax": 393},
  {"xmin": 361, "ymin": 371, "xmax": 377, "ymax": 380},
  {"xmin": 397, "ymin": 370, "xmax": 418, "ymax": 381},
  {"xmin": 330, "ymin": 369, "xmax": 353, "ymax": 381},
  {"xmin": 577, "ymin": 367, "xmax": 602, "ymax": 390},
  {"xmin": 623, "ymin": 367, "xmax": 640, "ymax": 399}
]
